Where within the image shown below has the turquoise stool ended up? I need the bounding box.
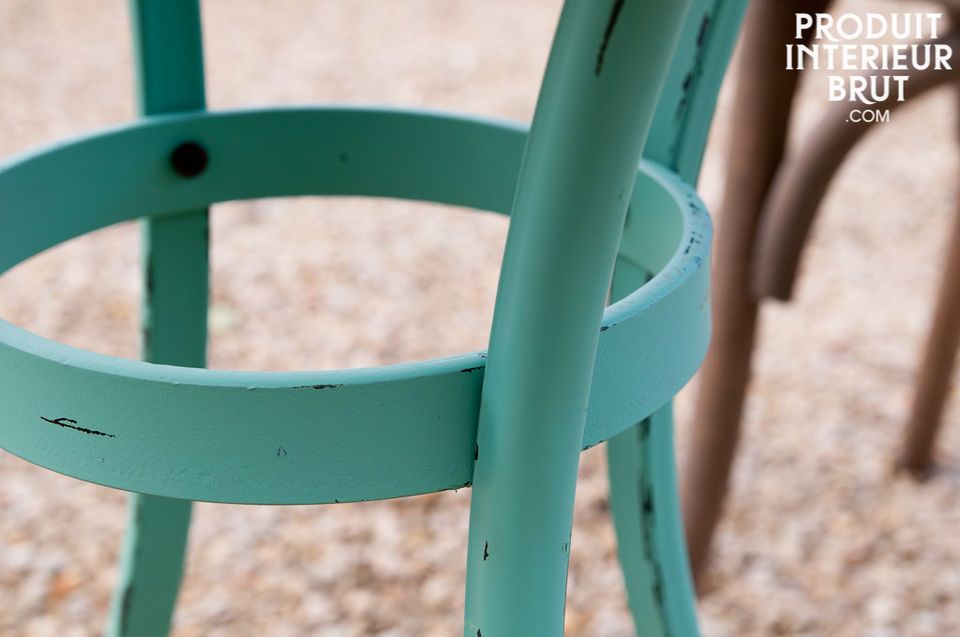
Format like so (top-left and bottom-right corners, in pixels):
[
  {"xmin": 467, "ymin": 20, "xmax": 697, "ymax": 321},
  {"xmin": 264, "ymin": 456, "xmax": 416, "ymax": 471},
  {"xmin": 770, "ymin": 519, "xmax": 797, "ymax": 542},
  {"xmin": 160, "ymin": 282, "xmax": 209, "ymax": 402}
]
[{"xmin": 0, "ymin": 1, "xmax": 745, "ymax": 634}]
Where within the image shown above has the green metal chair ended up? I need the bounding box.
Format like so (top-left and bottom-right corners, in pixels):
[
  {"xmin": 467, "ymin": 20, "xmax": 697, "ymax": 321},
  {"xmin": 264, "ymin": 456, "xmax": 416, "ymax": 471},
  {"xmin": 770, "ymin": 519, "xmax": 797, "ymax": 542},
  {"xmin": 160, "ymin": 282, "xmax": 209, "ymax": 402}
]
[{"xmin": 0, "ymin": 1, "xmax": 745, "ymax": 634}]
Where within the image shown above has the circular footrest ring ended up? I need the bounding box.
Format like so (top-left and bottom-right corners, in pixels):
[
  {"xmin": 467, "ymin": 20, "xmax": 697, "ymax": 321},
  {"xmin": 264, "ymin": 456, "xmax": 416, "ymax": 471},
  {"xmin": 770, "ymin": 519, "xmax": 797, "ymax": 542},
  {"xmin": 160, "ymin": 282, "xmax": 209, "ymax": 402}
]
[{"xmin": 0, "ymin": 107, "xmax": 710, "ymax": 504}]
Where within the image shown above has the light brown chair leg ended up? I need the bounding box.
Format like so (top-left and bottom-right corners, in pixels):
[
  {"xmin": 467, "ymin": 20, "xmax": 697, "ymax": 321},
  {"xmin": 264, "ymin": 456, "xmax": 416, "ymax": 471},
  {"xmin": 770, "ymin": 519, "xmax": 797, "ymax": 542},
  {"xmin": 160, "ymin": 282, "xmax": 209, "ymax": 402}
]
[
  {"xmin": 897, "ymin": 146, "xmax": 960, "ymax": 477},
  {"xmin": 681, "ymin": 0, "xmax": 829, "ymax": 588},
  {"xmin": 753, "ymin": 40, "xmax": 960, "ymax": 300},
  {"xmin": 746, "ymin": 30, "xmax": 960, "ymax": 478}
]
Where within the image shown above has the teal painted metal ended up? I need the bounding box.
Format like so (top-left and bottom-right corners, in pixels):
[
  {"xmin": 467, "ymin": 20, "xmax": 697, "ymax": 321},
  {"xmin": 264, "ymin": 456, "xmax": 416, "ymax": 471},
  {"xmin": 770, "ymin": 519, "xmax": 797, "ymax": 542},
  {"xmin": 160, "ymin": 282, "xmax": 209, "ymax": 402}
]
[
  {"xmin": 608, "ymin": 407, "xmax": 697, "ymax": 636},
  {"xmin": 606, "ymin": 1, "xmax": 749, "ymax": 634},
  {"xmin": 610, "ymin": 222, "xmax": 702, "ymax": 635},
  {"xmin": 108, "ymin": 495, "xmax": 193, "ymax": 637},
  {"xmin": 0, "ymin": 109, "xmax": 710, "ymax": 507},
  {"xmin": 0, "ymin": 1, "xmax": 739, "ymax": 633},
  {"xmin": 646, "ymin": 0, "xmax": 751, "ymax": 184},
  {"xmin": 105, "ymin": 2, "xmax": 207, "ymax": 635},
  {"xmin": 463, "ymin": 1, "xmax": 691, "ymax": 634}
]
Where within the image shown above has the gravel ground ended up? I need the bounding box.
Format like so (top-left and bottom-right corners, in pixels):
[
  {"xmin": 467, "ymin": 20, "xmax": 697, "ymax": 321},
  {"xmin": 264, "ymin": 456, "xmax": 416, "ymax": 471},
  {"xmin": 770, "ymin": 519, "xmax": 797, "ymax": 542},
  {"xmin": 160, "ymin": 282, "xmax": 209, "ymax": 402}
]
[{"xmin": 1, "ymin": 1, "xmax": 959, "ymax": 635}]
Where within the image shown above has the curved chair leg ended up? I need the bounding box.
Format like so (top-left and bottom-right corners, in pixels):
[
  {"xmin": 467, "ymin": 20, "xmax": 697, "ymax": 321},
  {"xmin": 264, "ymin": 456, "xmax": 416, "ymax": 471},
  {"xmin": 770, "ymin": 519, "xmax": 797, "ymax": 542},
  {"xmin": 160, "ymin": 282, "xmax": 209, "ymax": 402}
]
[
  {"xmin": 681, "ymin": 0, "xmax": 826, "ymax": 587},
  {"xmin": 898, "ymin": 190, "xmax": 960, "ymax": 476},
  {"xmin": 752, "ymin": 33, "xmax": 960, "ymax": 301},
  {"xmin": 463, "ymin": 2, "xmax": 691, "ymax": 634},
  {"xmin": 749, "ymin": 31, "xmax": 960, "ymax": 478},
  {"xmin": 606, "ymin": 251, "xmax": 699, "ymax": 634},
  {"xmin": 107, "ymin": 496, "xmax": 193, "ymax": 637},
  {"xmin": 106, "ymin": 2, "xmax": 208, "ymax": 635},
  {"xmin": 896, "ymin": 12, "xmax": 960, "ymax": 477},
  {"xmin": 609, "ymin": 404, "xmax": 698, "ymax": 637}
]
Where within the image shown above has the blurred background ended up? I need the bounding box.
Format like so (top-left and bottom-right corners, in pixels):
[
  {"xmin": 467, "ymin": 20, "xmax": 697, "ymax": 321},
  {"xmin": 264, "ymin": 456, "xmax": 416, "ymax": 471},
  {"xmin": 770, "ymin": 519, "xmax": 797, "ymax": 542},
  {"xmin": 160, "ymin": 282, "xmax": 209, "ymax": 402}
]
[{"xmin": 1, "ymin": 1, "xmax": 959, "ymax": 635}]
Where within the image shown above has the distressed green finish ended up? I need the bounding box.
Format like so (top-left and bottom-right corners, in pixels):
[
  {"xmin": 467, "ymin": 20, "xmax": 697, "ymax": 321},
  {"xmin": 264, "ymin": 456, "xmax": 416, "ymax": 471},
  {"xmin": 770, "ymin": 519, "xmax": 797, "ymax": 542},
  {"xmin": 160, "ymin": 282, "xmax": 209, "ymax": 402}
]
[
  {"xmin": 646, "ymin": 0, "xmax": 751, "ymax": 183},
  {"xmin": 463, "ymin": 2, "xmax": 694, "ymax": 631},
  {"xmin": 0, "ymin": 0, "xmax": 748, "ymax": 633},
  {"xmin": 608, "ymin": 407, "xmax": 696, "ymax": 636},
  {"xmin": 108, "ymin": 495, "xmax": 193, "ymax": 637},
  {"xmin": 0, "ymin": 109, "xmax": 708, "ymax": 506},
  {"xmin": 606, "ymin": 0, "xmax": 749, "ymax": 634},
  {"xmin": 105, "ymin": 2, "xmax": 207, "ymax": 635}
]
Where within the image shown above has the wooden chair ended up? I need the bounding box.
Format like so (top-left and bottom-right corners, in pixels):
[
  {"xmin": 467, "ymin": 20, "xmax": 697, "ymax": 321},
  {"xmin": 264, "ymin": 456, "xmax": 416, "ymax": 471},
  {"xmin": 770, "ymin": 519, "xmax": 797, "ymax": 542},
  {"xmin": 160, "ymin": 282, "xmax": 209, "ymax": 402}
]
[{"xmin": 682, "ymin": 0, "xmax": 960, "ymax": 586}]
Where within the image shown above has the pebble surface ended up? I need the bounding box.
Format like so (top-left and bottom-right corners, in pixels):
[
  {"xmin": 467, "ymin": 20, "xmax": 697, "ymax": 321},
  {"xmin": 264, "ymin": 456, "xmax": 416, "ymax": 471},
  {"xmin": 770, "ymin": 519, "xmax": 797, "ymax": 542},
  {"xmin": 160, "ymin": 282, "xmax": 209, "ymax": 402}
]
[{"xmin": 1, "ymin": 1, "xmax": 958, "ymax": 635}]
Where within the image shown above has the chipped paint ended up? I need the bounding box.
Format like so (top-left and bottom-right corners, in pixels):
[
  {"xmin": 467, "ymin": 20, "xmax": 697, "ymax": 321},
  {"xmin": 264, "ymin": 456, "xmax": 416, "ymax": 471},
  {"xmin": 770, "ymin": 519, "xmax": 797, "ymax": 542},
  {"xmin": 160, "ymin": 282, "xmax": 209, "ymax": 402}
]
[
  {"xmin": 292, "ymin": 383, "xmax": 344, "ymax": 390},
  {"xmin": 41, "ymin": 416, "xmax": 115, "ymax": 438},
  {"xmin": 595, "ymin": 0, "xmax": 627, "ymax": 75}
]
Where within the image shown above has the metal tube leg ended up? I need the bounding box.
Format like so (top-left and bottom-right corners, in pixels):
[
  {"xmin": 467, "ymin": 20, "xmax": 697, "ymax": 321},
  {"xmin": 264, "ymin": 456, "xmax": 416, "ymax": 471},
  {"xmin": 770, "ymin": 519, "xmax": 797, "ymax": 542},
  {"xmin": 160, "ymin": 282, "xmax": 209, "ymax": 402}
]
[
  {"xmin": 463, "ymin": 1, "xmax": 690, "ymax": 634},
  {"xmin": 106, "ymin": 496, "xmax": 193, "ymax": 637},
  {"xmin": 609, "ymin": 403, "xmax": 699, "ymax": 637},
  {"xmin": 898, "ymin": 199, "xmax": 960, "ymax": 476},
  {"xmin": 606, "ymin": 262, "xmax": 699, "ymax": 636},
  {"xmin": 607, "ymin": 0, "xmax": 748, "ymax": 617},
  {"xmin": 106, "ymin": 2, "xmax": 207, "ymax": 635},
  {"xmin": 681, "ymin": 0, "xmax": 828, "ymax": 587}
]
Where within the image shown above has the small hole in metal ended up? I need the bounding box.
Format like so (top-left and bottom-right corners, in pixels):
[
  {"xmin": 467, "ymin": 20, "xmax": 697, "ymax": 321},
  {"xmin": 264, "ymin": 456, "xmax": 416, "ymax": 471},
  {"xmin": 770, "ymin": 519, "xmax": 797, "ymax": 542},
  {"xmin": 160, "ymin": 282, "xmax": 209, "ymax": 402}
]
[{"xmin": 170, "ymin": 141, "xmax": 208, "ymax": 178}]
